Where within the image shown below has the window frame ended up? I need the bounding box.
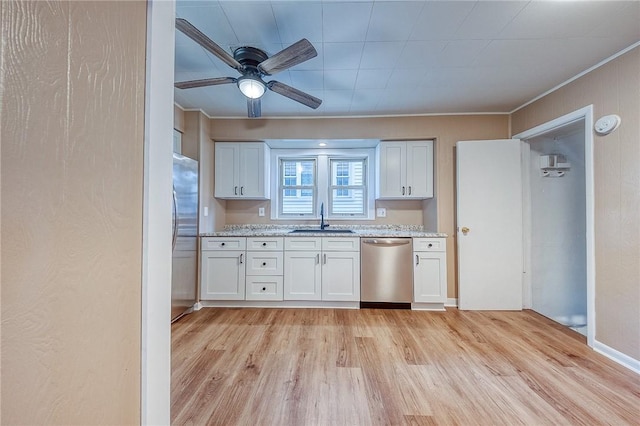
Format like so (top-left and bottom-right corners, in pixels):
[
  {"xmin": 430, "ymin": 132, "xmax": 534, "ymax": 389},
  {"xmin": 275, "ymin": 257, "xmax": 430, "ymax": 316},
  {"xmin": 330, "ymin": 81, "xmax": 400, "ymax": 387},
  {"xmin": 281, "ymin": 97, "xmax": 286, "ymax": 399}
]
[
  {"xmin": 270, "ymin": 148, "xmax": 376, "ymax": 221},
  {"xmin": 328, "ymin": 157, "xmax": 368, "ymax": 218},
  {"xmin": 278, "ymin": 157, "xmax": 318, "ymax": 218}
]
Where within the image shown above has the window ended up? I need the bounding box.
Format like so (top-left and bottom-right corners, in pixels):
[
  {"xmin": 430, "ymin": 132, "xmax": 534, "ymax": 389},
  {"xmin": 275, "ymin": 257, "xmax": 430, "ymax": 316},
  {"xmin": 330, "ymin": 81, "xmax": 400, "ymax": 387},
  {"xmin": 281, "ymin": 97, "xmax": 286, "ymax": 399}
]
[
  {"xmin": 329, "ymin": 158, "xmax": 366, "ymax": 216},
  {"xmin": 271, "ymin": 146, "xmax": 376, "ymax": 220},
  {"xmin": 280, "ymin": 159, "xmax": 316, "ymax": 216}
]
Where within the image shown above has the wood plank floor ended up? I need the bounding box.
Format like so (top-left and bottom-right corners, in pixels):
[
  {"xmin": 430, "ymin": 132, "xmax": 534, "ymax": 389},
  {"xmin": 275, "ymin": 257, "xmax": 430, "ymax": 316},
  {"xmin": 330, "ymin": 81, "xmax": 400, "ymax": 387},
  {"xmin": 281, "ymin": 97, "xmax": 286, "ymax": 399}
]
[{"xmin": 171, "ymin": 308, "xmax": 639, "ymax": 425}]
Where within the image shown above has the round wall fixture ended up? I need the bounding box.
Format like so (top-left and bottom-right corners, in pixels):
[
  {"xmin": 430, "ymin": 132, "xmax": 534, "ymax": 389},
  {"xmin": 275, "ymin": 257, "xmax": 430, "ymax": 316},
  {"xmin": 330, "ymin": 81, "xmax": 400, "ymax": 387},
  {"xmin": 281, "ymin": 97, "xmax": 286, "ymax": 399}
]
[{"xmin": 594, "ymin": 114, "xmax": 621, "ymax": 135}]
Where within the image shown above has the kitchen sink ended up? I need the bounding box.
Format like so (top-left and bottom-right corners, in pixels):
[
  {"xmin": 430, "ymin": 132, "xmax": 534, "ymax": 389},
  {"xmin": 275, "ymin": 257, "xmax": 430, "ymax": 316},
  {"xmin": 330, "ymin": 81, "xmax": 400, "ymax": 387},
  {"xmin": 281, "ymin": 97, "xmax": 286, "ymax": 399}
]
[{"xmin": 289, "ymin": 229, "xmax": 354, "ymax": 234}]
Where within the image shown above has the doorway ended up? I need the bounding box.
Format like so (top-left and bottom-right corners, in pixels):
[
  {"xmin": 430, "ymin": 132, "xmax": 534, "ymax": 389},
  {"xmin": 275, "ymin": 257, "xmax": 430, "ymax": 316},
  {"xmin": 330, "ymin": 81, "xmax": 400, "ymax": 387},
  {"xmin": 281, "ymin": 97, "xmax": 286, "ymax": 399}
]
[{"xmin": 514, "ymin": 105, "xmax": 595, "ymax": 347}]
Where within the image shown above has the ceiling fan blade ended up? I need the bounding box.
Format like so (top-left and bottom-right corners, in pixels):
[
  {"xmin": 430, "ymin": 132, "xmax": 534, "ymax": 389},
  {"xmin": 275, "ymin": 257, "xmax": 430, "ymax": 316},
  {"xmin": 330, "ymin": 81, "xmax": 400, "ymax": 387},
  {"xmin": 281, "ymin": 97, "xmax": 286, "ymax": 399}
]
[
  {"xmin": 267, "ymin": 81, "xmax": 322, "ymax": 109},
  {"xmin": 175, "ymin": 77, "xmax": 237, "ymax": 89},
  {"xmin": 175, "ymin": 18, "xmax": 243, "ymax": 72},
  {"xmin": 247, "ymin": 98, "xmax": 261, "ymax": 118},
  {"xmin": 258, "ymin": 39, "xmax": 317, "ymax": 75}
]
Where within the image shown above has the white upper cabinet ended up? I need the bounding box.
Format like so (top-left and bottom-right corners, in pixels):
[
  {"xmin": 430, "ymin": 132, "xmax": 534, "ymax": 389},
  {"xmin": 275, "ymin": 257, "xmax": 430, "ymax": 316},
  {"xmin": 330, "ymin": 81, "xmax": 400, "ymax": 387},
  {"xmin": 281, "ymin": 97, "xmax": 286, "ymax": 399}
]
[
  {"xmin": 214, "ymin": 142, "xmax": 270, "ymax": 199},
  {"xmin": 376, "ymin": 140, "xmax": 434, "ymax": 199}
]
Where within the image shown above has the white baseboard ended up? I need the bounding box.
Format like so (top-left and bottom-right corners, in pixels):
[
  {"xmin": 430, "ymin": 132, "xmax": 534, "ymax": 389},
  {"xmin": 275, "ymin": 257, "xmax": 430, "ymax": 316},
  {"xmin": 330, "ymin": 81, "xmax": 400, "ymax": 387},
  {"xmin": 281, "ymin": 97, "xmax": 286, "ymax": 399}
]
[
  {"xmin": 445, "ymin": 298, "xmax": 458, "ymax": 307},
  {"xmin": 411, "ymin": 302, "xmax": 446, "ymax": 311},
  {"xmin": 199, "ymin": 300, "xmax": 360, "ymax": 309},
  {"xmin": 593, "ymin": 340, "xmax": 640, "ymax": 374}
]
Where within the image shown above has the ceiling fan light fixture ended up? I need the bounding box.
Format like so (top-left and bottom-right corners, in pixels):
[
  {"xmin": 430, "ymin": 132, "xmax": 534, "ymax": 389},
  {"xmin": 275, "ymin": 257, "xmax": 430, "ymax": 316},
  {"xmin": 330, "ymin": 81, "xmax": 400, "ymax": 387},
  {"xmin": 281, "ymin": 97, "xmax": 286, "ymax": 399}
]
[{"xmin": 238, "ymin": 76, "xmax": 266, "ymax": 99}]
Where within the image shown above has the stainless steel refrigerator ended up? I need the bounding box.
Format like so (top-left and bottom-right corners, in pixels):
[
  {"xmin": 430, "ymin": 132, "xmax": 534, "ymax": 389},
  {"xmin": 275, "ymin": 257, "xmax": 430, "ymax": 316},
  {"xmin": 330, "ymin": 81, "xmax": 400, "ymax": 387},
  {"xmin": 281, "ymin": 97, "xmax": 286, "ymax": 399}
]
[{"xmin": 171, "ymin": 153, "xmax": 198, "ymax": 322}]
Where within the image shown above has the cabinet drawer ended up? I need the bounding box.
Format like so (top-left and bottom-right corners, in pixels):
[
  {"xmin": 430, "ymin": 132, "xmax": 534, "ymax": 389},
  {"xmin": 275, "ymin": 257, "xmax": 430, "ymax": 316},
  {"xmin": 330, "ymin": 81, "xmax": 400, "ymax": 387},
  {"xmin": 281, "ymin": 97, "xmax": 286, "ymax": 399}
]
[
  {"xmin": 246, "ymin": 252, "xmax": 284, "ymax": 276},
  {"xmin": 284, "ymin": 237, "xmax": 322, "ymax": 251},
  {"xmin": 247, "ymin": 237, "xmax": 284, "ymax": 251},
  {"xmin": 201, "ymin": 237, "xmax": 246, "ymax": 251},
  {"xmin": 322, "ymin": 237, "xmax": 360, "ymax": 252},
  {"xmin": 246, "ymin": 276, "xmax": 283, "ymax": 301},
  {"xmin": 413, "ymin": 238, "xmax": 446, "ymax": 252}
]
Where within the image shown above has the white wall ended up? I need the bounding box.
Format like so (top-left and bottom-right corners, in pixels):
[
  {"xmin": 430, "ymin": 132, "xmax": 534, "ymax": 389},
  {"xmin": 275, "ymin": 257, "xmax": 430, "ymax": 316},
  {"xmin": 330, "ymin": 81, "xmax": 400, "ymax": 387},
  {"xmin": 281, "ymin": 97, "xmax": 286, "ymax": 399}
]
[{"xmin": 528, "ymin": 130, "xmax": 587, "ymax": 327}]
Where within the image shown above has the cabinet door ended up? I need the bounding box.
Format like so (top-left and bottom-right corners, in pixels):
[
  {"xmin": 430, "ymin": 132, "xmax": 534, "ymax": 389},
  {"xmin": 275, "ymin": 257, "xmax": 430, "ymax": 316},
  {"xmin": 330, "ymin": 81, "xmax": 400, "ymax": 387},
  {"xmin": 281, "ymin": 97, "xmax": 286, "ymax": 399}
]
[
  {"xmin": 377, "ymin": 142, "xmax": 406, "ymax": 198},
  {"xmin": 322, "ymin": 251, "xmax": 360, "ymax": 301},
  {"xmin": 284, "ymin": 251, "xmax": 321, "ymax": 300},
  {"xmin": 406, "ymin": 141, "xmax": 433, "ymax": 198},
  {"xmin": 214, "ymin": 143, "xmax": 239, "ymax": 198},
  {"xmin": 413, "ymin": 251, "xmax": 446, "ymax": 303},
  {"xmin": 238, "ymin": 143, "xmax": 267, "ymax": 198},
  {"xmin": 200, "ymin": 251, "xmax": 246, "ymax": 300}
]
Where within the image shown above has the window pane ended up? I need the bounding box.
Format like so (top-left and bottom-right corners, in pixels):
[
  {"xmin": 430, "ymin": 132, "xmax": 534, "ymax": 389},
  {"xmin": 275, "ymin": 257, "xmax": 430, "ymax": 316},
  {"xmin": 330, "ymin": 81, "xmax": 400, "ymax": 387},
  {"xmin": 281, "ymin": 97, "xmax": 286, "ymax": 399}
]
[
  {"xmin": 281, "ymin": 160, "xmax": 314, "ymax": 185},
  {"xmin": 331, "ymin": 160, "xmax": 363, "ymax": 185},
  {"xmin": 282, "ymin": 189, "xmax": 314, "ymax": 215},
  {"xmin": 331, "ymin": 188, "xmax": 364, "ymax": 215}
]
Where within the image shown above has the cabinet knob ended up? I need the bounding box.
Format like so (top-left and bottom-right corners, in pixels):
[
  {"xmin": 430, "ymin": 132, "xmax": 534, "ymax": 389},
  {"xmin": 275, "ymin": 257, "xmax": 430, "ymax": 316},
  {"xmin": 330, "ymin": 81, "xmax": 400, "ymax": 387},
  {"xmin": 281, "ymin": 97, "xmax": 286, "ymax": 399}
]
[
  {"xmin": 262, "ymin": 287, "xmax": 266, "ymax": 291},
  {"xmin": 262, "ymin": 262, "xmax": 267, "ymax": 266},
  {"xmin": 262, "ymin": 242, "xmax": 267, "ymax": 246},
  {"xmin": 428, "ymin": 243, "xmax": 433, "ymax": 248},
  {"xmin": 220, "ymin": 242, "xmax": 225, "ymax": 246}
]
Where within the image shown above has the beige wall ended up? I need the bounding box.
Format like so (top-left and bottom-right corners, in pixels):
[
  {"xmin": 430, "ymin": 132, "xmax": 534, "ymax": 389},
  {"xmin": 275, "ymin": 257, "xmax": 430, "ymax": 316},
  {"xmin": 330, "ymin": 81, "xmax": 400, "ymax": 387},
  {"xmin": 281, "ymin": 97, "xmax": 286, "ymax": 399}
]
[
  {"xmin": 179, "ymin": 111, "xmax": 226, "ymax": 234},
  {"xmin": 174, "ymin": 104, "xmax": 186, "ymax": 133},
  {"xmin": 208, "ymin": 115, "xmax": 510, "ymax": 298},
  {"xmin": 511, "ymin": 47, "xmax": 640, "ymax": 360},
  {"xmin": 1, "ymin": 1, "xmax": 145, "ymax": 424}
]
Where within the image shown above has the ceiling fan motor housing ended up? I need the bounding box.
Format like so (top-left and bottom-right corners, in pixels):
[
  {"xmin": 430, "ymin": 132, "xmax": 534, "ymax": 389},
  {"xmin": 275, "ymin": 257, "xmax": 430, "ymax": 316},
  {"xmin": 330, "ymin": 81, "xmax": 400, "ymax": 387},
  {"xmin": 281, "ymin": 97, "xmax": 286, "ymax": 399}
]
[{"xmin": 233, "ymin": 46, "xmax": 269, "ymax": 74}]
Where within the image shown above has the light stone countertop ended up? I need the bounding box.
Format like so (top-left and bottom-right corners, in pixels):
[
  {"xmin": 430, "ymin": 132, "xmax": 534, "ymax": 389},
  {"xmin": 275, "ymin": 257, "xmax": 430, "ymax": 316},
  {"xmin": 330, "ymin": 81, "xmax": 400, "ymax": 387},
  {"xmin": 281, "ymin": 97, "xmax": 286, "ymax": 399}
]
[{"xmin": 200, "ymin": 224, "xmax": 447, "ymax": 238}]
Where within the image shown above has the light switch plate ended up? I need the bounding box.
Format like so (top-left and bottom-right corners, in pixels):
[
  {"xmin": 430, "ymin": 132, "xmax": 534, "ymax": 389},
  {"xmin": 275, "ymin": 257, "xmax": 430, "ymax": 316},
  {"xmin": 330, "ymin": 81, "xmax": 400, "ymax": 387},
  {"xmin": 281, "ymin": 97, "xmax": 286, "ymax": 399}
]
[
  {"xmin": 376, "ymin": 208, "xmax": 387, "ymax": 217},
  {"xmin": 258, "ymin": 207, "xmax": 265, "ymax": 217}
]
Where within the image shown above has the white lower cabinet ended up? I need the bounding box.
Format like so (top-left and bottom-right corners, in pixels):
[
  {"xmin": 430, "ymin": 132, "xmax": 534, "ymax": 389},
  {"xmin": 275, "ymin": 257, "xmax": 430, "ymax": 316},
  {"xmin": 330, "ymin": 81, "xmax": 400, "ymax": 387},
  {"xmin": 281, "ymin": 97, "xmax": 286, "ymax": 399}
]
[
  {"xmin": 245, "ymin": 237, "xmax": 284, "ymax": 301},
  {"xmin": 283, "ymin": 237, "xmax": 360, "ymax": 302},
  {"xmin": 283, "ymin": 250, "xmax": 322, "ymax": 300},
  {"xmin": 321, "ymin": 251, "xmax": 360, "ymax": 301},
  {"xmin": 413, "ymin": 238, "xmax": 447, "ymax": 304},
  {"xmin": 200, "ymin": 248, "xmax": 246, "ymax": 300}
]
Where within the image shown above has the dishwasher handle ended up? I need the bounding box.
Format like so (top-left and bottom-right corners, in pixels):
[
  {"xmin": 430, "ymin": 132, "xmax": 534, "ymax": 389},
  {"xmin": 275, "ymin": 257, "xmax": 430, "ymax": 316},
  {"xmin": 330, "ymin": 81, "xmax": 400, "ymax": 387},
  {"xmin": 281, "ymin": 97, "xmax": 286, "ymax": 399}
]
[{"xmin": 362, "ymin": 238, "xmax": 411, "ymax": 246}]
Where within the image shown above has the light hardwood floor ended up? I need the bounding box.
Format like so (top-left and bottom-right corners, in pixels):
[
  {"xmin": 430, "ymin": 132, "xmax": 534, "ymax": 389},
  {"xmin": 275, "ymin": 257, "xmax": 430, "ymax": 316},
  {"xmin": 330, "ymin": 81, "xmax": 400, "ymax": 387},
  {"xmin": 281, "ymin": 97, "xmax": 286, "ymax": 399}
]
[{"xmin": 171, "ymin": 308, "xmax": 639, "ymax": 425}]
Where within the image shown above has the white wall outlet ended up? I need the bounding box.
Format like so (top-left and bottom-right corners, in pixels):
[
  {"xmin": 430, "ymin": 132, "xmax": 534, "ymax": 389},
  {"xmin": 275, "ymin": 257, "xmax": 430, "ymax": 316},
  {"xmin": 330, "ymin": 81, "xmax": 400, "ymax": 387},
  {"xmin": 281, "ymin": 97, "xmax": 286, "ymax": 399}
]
[
  {"xmin": 258, "ymin": 207, "xmax": 265, "ymax": 217},
  {"xmin": 376, "ymin": 207, "xmax": 387, "ymax": 217},
  {"xmin": 203, "ymin": 206, "xmax": 209, "ymax": 217}
]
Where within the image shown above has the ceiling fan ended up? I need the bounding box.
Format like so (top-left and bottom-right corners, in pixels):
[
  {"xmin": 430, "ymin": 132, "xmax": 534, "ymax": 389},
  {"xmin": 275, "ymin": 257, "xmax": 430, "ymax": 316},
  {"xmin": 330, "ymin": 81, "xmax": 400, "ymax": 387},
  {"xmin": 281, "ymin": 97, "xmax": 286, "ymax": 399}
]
[{"xmin": 175, "ymin": 18, "xmax": 322, "ymax": 118}]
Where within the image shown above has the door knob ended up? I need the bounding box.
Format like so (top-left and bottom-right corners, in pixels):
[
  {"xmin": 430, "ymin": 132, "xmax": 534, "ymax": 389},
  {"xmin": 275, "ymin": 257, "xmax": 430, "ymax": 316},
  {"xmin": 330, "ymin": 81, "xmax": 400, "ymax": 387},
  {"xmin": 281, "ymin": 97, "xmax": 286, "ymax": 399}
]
[{"xmin": 461, "ymin": 226, "xmax": 470, "ymax": 235}]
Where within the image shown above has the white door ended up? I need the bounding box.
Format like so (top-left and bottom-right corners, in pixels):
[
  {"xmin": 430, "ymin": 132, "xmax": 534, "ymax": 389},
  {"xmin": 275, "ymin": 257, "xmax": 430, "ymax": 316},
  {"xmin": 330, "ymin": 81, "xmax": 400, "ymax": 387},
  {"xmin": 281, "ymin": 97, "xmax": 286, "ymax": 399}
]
[
  {"xmin": 214, "ymin": 143, "xmax": 239, "ymax": 198},
  {"xmin": 377, "ymin": 142, "xmax": 406, "ymax": 198},
  {"xmin": 457, "ymin": 140, "xmax": 523, "ymax": 310},
  {"xmin": 283, "ymin": 251, "xmax": 322, "ymax": 300},
  {"xmin": 413, "ymin": 251, "xmax": 446, "ymax": 303},
  {"xmin": 321, "ymin": 251, "xmax": 360, "ymax": 301},
  {"xmin": 238, "ymin": 143, "xmax": 265, "ymax": 198},
  {"xmin": 200, "ymin": 251, "xmax": 246, "ymax": 300},
  {"xmin": 406, "ymin": 141, "xmax": 433, "ymax": 198}
]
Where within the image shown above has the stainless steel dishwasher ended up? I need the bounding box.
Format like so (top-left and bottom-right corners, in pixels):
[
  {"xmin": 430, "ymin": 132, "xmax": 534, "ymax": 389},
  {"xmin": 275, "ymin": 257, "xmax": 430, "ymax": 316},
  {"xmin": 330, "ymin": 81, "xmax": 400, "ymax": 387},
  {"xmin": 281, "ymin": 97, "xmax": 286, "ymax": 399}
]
[{"xmin": 360, "ymin": 238, "xmax": 413, "ymax": 307}]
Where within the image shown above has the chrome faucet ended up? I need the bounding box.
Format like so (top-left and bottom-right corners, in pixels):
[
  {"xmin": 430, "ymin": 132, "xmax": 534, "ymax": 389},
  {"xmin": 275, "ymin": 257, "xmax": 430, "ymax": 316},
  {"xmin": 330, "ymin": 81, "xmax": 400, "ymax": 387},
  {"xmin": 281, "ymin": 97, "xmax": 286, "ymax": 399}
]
[{"xmin": 320, "ymin": 202, "xmax": 329, "ymax": 230}]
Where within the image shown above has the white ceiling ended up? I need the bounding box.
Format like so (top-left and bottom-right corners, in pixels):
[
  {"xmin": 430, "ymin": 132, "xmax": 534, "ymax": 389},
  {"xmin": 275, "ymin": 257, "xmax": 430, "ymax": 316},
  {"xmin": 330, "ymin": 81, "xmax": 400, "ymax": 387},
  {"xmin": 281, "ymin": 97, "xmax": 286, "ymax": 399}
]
[{"xmin": 174, "ymin": 0, "xmax": 640, "ymax": 118}]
